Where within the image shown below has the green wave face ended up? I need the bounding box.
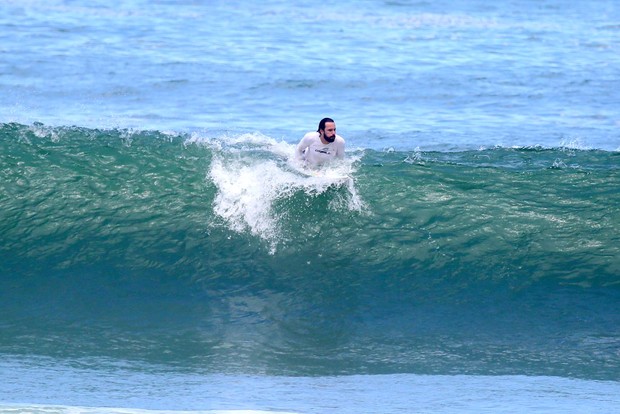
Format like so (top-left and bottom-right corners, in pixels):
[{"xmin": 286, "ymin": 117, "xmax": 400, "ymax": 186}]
[{"xmin": 1, "ymin": 123, "xmax": 619, "ymax": 379}]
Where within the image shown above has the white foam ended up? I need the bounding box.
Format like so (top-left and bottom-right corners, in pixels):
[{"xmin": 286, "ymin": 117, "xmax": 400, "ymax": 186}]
[
  {"xmin": 209, "ymin": 158, "xmax": 297, "ymax": 246},
  {"xmin": 206, "ymin": 133, "xmax": 364, "ymax": 252},
  {"xmin": 559, "ymin": 137, "xmax": 592, "ymax": 151}
]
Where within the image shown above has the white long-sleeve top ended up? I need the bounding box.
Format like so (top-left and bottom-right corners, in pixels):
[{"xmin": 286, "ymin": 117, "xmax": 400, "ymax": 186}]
[{"xmin": 295, "ymin": 132, "xmax": 345, "ymax": 166}]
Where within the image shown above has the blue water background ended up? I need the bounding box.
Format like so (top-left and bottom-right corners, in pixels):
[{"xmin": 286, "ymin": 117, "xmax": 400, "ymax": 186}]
[
  {"xmin": 1, "ymin": 0, "xmax": 619, "ymax": 151},
  {"xmin": 1, "ymin": 0, "xmax": 620, "ymax": 413}
]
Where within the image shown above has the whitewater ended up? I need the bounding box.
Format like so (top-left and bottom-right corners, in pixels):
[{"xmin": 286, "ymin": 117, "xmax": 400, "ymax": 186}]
[{"xmin": 1, "ymin": 0, "xmax": 620, "ymax": 413}]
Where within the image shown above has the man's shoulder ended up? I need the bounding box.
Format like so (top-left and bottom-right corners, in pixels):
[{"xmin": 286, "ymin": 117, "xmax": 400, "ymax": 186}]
[{"xmin": 301, "ymin": 131, "xmax": 320, "ymax": 144}]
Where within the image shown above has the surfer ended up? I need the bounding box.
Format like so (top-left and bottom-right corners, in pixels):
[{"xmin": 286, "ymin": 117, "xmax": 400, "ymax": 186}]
[{"xmin": 295, "ymin": 117, "xmax": 345, "ymax": 167}]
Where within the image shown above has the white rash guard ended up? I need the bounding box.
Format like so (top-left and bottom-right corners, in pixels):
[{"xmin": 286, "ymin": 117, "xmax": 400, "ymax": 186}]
[{"xmin": 295, "ymin": 132, "xmax": 345, "ymax": 166}]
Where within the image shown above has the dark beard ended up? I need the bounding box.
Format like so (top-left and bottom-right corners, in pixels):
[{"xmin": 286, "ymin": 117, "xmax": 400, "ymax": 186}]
[{"xmin": 324, "ymin": 134, "xmax": 336, "ymax": 143}]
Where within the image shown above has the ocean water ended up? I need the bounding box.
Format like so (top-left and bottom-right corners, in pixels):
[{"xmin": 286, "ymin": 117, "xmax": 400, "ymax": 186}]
[{"xmin": 1, "ymin": 0, "xmax": 619, "ymax": 413}]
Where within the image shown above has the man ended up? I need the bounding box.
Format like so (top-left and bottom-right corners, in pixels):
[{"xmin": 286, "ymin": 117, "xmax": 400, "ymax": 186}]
[{"xmin": 295, "ymin": 117, "xmax": 345, "ymax": 167}]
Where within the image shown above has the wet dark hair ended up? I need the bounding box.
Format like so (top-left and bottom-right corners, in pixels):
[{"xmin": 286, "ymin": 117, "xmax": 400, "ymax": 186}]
[{"xmin": 317, "ymin": 117, "xmax": 335, "ymax": 133}]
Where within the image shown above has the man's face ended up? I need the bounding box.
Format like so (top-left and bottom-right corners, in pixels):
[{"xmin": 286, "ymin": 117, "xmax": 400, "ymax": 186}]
[{"xmin": 321, "ymin": 122, "xmax": 336, "ymax": 143}]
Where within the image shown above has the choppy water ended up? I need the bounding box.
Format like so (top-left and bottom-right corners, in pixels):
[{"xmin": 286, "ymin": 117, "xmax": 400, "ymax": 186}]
[
  {"xmin": 1, "ymin": 0, "xmax": 619, "ymax": 412},
  {"xmin": 2, "ymin": 0, "xmax": 619, "ymax": 151}
]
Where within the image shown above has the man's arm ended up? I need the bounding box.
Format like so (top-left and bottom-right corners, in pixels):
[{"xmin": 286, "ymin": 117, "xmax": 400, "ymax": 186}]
[
  {"xmin": 336, "ymin": 136, "xmax": 345, "ymax": 158},
  {"xmin": 296, "ymin": 134, "xmax": 311, "ymax": 160}
]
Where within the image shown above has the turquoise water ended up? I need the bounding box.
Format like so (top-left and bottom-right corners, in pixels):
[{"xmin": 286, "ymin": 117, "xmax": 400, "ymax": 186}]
[{"xmin": 1, "ymin": 0, "xmax": 620, "ymax": 412}]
